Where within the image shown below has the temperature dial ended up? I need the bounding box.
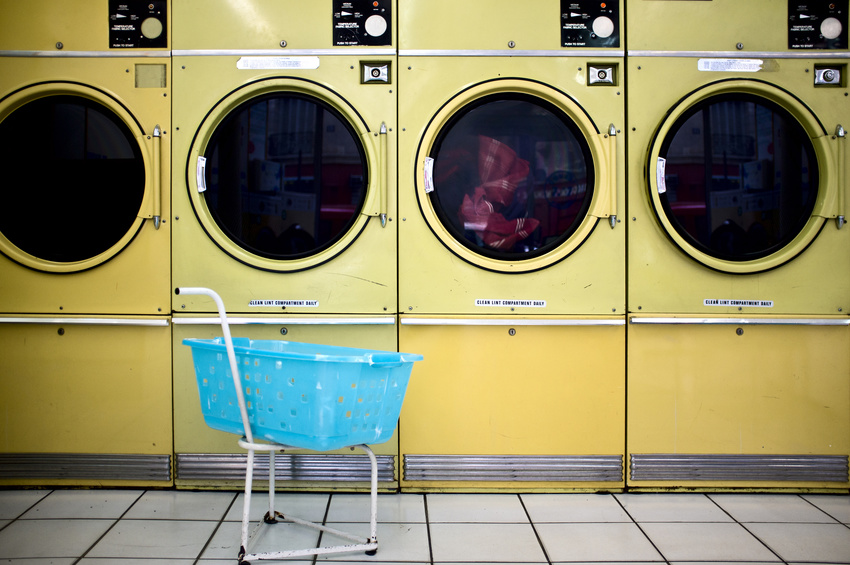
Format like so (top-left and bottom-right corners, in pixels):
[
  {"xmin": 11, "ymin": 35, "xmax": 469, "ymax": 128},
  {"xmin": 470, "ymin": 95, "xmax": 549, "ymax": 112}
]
[{"xmin": 592, "ymin": 16, "xmax": 615, "ymax": 39}]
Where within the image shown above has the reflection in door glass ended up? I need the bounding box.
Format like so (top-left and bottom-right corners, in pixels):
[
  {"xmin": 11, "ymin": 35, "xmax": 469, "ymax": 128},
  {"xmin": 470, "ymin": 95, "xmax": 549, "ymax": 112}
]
[
  {"xmin": 659, "ymin": 94, "xmax": 818, "ymax": 261},
  {"xmin": 204, "ymin": 94, "xmax": 367, "ymax": 260},
  {"xmin": 0, "ymin": 95, "xmax": 145, "ymax": 262},
  {"xmin": 429, "ymin": 95, "xmax": 594, "ymax": 260}
]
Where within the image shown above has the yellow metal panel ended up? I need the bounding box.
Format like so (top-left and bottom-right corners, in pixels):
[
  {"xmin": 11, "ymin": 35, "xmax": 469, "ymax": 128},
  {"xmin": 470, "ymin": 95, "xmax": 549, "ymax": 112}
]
[
  {"xmin": 626, "ymin": 56, "xmax": 850, "ymax": 315},
  {"xmin": 400, "ymin": 0, "xmax": 623, "ymax": 51},
  {"xmin": 627, "ymin": 0, "xmax": 786, "ymax": 52},
  {"xmin": 171, "ymin": 54, "xmax": 397, "ymax": 314},
  {"xmin": 173, "ymin": 0, "xmax": 395, "ymax": 50},
  {"xmin": 0, "ymin": 0, "xmax": 170, "ymax": 51},
  {"xmin": 0, "ymin": 56, "xmax": 172, "ymax": 315},
  {"xmin": 627, "ymin": 317, "xmax": 850, "ymax": 489},
  {"xmin": 399, "ymin": 318, "xmax": 625, "ymax": 489},
  {"xmin": 173, "ymin": 317, "xmax": 400, "ymax": 457},
  {"xmin": 398, "ymin": 56, "xmax": 625, "ymax": 315},
  {"xmin": 0, "ymin": 319, "xmax": 173, "ymax": 454}
]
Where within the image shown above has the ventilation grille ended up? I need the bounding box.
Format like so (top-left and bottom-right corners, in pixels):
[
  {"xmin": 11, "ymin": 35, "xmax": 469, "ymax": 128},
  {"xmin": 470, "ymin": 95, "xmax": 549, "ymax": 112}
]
[
  {"xmin": 177, "ymin": 453, "xmax": 396, "ymax": 482},
  {"xmin": 630, "ymin": 454, "xmax": 850, "ymax": 482},
  {"xmin": 0, "ymin": 453, "xmax": 171, "ymax": 482},
  {"xmin": 403, "ymin": 455, "xmax": 623, "ymax": 482}
]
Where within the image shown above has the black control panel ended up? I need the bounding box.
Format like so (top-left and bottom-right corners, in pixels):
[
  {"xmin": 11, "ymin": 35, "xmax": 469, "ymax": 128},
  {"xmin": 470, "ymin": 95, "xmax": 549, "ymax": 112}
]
[
  {"xmin": 333, "ymin": 0, "xmax": 392, "ymax": 46},
  {"xmin": 561, "ymin": 0, "xmax": 620, "ymax": 48},
  {"xmin": 109, "ymin": 0, "xmax": 167, "ymax": 49},
  {"xmin": 788, "ymin": 0, "xmax": 848, "ymax": 49}
]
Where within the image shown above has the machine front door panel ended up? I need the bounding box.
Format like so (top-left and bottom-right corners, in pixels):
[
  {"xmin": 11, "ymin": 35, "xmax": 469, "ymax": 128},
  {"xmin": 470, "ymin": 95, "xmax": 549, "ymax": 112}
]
[
  {"xmin": 399, "ymin": 57, "xmax": 625, "ymax": 315},
  {"xmin": 627, "ymin": 57, "xmax": 850, "ymax": 315},
  {"xmin": 172, "ymin": 56, "xmax": 397, "ymax": 315},
  {"xmin": 0, "ymin": 58, "xmax": 171, "ymax": 315},
  {"xmin": 0, "ymin": 318, "xmax": 173, "ymax": 486},
  {"xmin": 172, "ymin": 317, "xmax": 401, "ymax": 489},
  {"xmin": 399, "ymin": 318, "xmax": 625, "ymax": 490},
  {"xmin": 627, "ymin": 317, "xmax": 850, "ymax": 489}
]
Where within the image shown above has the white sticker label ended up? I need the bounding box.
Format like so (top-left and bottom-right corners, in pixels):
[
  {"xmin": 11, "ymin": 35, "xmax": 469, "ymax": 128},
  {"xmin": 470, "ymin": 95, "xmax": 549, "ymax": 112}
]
[
  {"xmin": 423, "ymin": 157, "xmax": 435, "ymax": 193},
  {"xmin": 196, "ymin": 156, "xmax": 207, "ymax": 193},
  {"xmin": 249, "ymin": 300, "xmax": 319, "ymax": 307},
  {"xmin": 476, "ymin": 299, "xmax": 547, "ymax": 308},
  {"xmin": 656, "ymin": 157, "xmax": 667, "ymax": 194},
  {"xmin": 236, "ymin": 57, "xmax": 321, "ymax": 70},
  {"xmin": 704, "ymin": 299, "xmax": 774, "ymax": 308},
  {"xmin": 698, "ymin": 58, "xmax": 763, "ymax": 73}
]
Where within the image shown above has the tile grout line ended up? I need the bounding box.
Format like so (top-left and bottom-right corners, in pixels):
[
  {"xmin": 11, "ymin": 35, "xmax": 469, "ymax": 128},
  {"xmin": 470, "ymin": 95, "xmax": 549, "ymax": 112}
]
[
  {"xmin": 192, "ymin": 490, "xmax": 240, "ymax": 564},
  {"xmin": 612, "ymin": 492, "xmax": 672, "ymax": 565},
  {"xmin": 705, "ymin": 493, "xmax": 788, "ymax": 565},
  {"xmin": 516, "ymin": 493, "xmax": 553, "ymax": 565},
  {"xmin": 423, "ymin": 493, "xmax": 435, "ymax": 565},
  {"xmin": 799, "ymin": 492, "xmax": 850, "ymax": 530},
  {"xmin": 72, "ymin": 488, "xmax": 149, "ymax": 564}
]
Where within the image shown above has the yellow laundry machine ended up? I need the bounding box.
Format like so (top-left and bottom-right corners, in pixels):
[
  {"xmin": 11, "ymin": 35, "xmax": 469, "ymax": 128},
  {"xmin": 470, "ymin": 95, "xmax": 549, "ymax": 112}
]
[
  {"xmin": 0, "ymin": 0, "xmax": 172, "ymax": 486},
  {"xmin": 171, "ymin": 0, "xmax": 401, "ymax": 488},
  {"xmin": 398, "ymin": 0, "xmax": 626, "ymax": 490},
  {"xmin": 627, "ymin": 0, "xmax": 850, "ymax": 490}
]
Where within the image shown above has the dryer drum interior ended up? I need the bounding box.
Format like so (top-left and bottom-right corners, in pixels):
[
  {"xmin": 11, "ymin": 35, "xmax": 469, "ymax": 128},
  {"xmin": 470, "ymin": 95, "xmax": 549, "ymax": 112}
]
[
  {"xmin": 0, "ymin": 94, "xmax": 145, "ymax": 265},
  {"xmin": 427, "ymin": 93, "xmax": 595, "ymax": 262},
  {"xmin": 652, "ymin": 91, "xmax": 820, "ymax": 266},
  {"xmin": 199, "ymin": 92, "xmax": 369, "ymax": 262}
]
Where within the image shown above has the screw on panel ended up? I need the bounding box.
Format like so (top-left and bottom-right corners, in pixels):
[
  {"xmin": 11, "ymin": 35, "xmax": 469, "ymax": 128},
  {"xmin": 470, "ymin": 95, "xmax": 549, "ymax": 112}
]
[
  {"xmin": 508, "ymin": 328, "xmax": 516, "ymax": 336},
  {"xmin": 736, "ymin": 43, "xmax": 744, "ymax": 50},
  {"xmin": 55, "ymin": 42, "xmax": 64, "ymax": 50},
  {"xmin": 736, "ymin": 328, "xmax": 744, "ymax": 336},
  {"xmin": 280, "ymin": 328, "xmax": 288, "ymax": 335},
  {"xmin": 280, "ymin": 40, "xmax": 287, "ymax": 48},
  {"xmin": 508, "ymin": 41, "xmax": 516, "ymax": 48}
]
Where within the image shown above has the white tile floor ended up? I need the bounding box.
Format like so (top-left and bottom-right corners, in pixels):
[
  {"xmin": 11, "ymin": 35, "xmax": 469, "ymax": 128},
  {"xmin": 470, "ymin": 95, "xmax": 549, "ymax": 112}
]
[{"xmin": 0, "ymin": 489, "xmax": 848, "ymax": 564}]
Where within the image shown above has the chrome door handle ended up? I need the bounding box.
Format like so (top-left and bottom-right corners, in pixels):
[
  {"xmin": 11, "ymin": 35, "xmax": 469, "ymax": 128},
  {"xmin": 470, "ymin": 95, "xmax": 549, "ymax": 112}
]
[
  {"xmin": 152, "ymin": 124, "xmax": 162, "ymax": 229},
  {"xmin": 380, "ymin": 122, "xmax": 388, "ymax": 227},
  {"xmin": 606, "ymin": 123, "xmax": 618, "ymax": 229}
]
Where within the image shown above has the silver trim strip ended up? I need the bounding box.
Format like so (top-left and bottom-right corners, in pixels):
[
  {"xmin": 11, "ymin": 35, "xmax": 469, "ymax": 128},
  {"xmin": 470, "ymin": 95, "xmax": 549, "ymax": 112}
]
[
  {"xmin": 629, "ymin": 50, "xmax": 850, "ymax": 59},
  {"xmin": 0, "ymin": 453, "xmax": 171, "ymax": 481},
  {"xmin": 630, "ymin": 454, "xmax": 849, "ymax": 483},
  {"xmin": 399, "ymin": 49, "xmax": 625, "ymax": 58},
  {"xmin": 0, "ymin": 317, "xmax": 170, "ymax": 326},
  {"xmin": 401, "ymin": 317, "xmax": 625, "ymax": 327},
  {"xmin": 176, "ymin": 453, "xmax": 396, "ymax": 482},
  {"xmin": 173, "ymin": 48, "xmax": 396, "ymax": 57},
  {"xmin": 630, "ymin": 317, "xmax": 850, "ymax": 326},
  {"xmin": 403, "ymin": 454, "xmax": 623, "ymax": 482},
  {"xmin": 0, "ymin": 50, "xmax": 170, "ymax": 58},
  {"xmin": 173, "ymin": 316, "xmax": 396, "ymax": 326}
]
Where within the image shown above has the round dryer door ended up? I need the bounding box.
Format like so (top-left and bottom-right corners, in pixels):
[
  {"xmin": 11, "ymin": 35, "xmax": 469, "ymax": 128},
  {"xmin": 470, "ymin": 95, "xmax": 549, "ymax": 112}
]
[
  {"xmin": 0, "ymin": 83, "xmax": 151, "ymax": 272},
  {"xmin": 416, "ymin": 80, "xmax": 614, "ymax": 273},
  {"xmin": 647, "ymin": 80, "xmax": 834, "ymax": 273},
  {"xmin": 187, "ymin": 78, "xmax": 375, "ymax": 272}
]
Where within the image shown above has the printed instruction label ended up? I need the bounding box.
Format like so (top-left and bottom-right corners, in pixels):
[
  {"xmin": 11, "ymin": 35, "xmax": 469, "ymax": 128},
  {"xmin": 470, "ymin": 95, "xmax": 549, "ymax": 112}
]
[
  {"xmin": 698, "ymin": 58, "xmax": 763, "ymax": 72},
  {"xmin": 704, "ymin": 299, "xmax": 774, "ymax": 308},
  {"xmin": 656, "ymin": 157, "xmax": 667, "ymax": 194},
  {"xmin": 476, "ymin": 299, "xmax": 547, "ymax": 308},
  {"xmin": 423, "ymin": 157, "xmax": 435, "ymax": 193},
  {"xmin": 237, "ymin": 57, "xmax": 321, "ymax": 70},
  {"xmin": 249, "ymin": 300, "xmax": 319, "ymax": 307}
]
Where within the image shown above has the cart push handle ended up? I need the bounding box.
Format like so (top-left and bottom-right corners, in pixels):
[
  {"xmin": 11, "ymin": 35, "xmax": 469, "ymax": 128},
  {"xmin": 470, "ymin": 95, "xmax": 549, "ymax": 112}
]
[{"xmin": 175, "ymin": 287, "xmax": 255, "ymax": 444}]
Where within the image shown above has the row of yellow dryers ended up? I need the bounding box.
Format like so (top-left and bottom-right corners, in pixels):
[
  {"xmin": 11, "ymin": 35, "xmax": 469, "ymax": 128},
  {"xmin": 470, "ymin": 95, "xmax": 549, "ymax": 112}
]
[{"xmin": 0, "ymin": 0, "xmax": 849, "ymax": 491}]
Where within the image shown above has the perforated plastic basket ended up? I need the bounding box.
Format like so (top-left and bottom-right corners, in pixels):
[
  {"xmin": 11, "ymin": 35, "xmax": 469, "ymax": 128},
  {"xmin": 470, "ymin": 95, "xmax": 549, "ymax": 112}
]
[{"xmin": 183, "ymin": 337, "xmax": 422, "ymax": 451}]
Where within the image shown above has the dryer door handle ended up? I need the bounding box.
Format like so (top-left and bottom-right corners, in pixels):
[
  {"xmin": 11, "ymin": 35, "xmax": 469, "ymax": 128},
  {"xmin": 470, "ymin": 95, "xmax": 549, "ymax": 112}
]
[
  {"xmin": 152, "ymin": 125, "xmax": 162, "ymax": 230},
  {"xmin": 379, "ymin": 122, "xmax": 388, "ymax": 227},
  {"xmin": 836, "ymin": 124, "xmax": 846, "ymax": 229},
  {"xmin": 592, "ymin": 124, "xmax": 619, "ymax": 228}
]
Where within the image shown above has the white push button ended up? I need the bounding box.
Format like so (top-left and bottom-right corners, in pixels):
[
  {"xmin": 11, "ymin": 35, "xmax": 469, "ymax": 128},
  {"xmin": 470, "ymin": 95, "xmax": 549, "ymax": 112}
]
[
  {"xmin": 365, "ymin": 15, "xmax": 388, "ymax": 37},
  {"xmin": 821, "ymin": 17, "xmax": 843, "ymax": 40},
  {"xmin": 592, "ymin": 16, "xmax": 615, "ymax": 39}
]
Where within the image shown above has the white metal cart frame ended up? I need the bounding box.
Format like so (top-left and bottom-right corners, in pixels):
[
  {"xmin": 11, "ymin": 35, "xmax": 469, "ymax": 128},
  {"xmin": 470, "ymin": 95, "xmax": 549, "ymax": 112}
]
[{"xmin": 177, "ymin": 288, "xmax": 379, "ymax": 563}]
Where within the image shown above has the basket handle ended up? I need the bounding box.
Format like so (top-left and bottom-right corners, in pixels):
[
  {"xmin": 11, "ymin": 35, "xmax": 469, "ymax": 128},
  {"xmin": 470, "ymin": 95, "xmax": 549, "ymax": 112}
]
[{"xmin": 175, "ymin": 287, "xmax": 254, "ymax": 444}]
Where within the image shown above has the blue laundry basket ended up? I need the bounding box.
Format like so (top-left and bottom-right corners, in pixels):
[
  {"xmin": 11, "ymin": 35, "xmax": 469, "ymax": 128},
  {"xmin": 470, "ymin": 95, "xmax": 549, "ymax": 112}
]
[{"xmin": 183, "ymin": 337, "xmax": 423, "ymax": 451}]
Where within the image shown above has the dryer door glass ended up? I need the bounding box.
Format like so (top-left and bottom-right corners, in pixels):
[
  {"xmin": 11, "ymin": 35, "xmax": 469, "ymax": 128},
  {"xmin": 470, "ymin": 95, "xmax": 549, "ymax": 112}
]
[
  {"xmin": 428, "ymin": 94, "xmax": 594, "ymax": 260},
  {"xmin": 203, "ymin": 94, "xmax": 367, "ymax": 260},
  {"xmin": 658, "ymin": 94, "xmax": 818, "ymax": 262},
  {"xmin": 0, "ymin": 95, "xmax": 145, "ymax": 262}
]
